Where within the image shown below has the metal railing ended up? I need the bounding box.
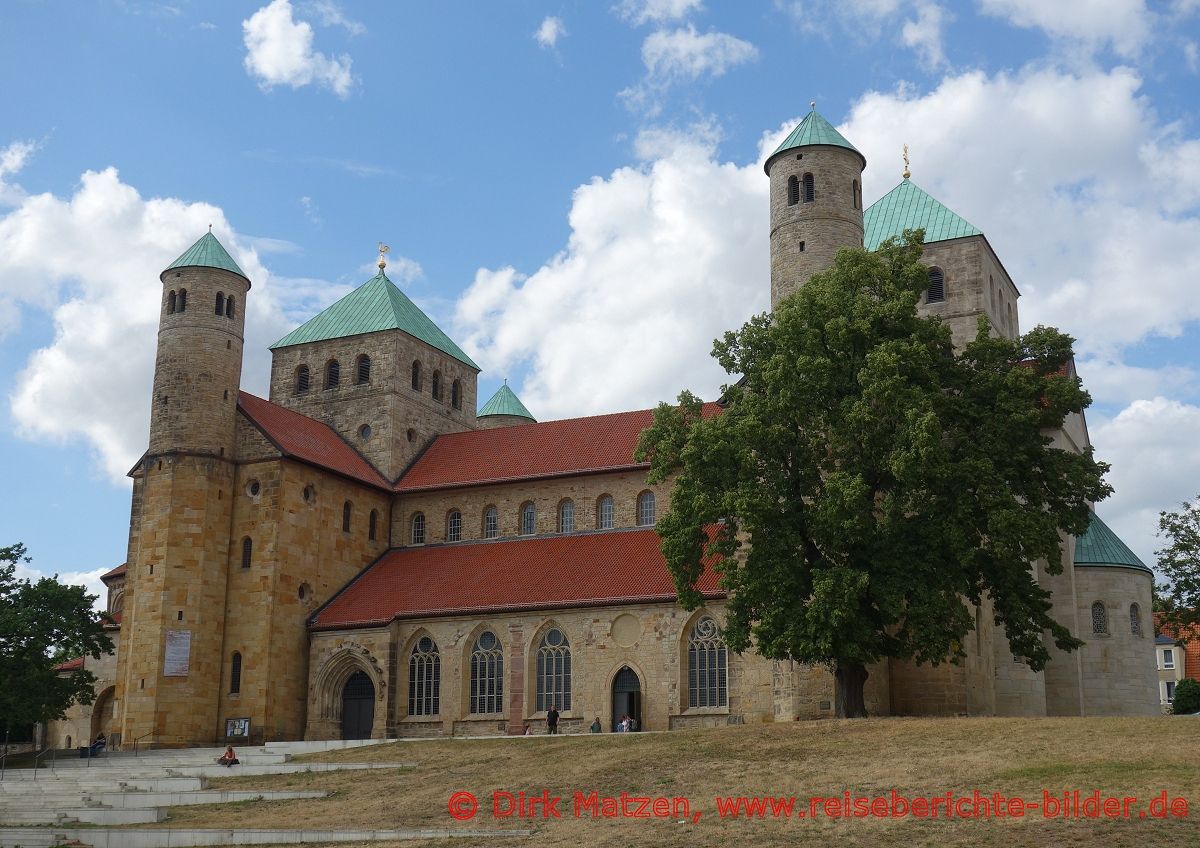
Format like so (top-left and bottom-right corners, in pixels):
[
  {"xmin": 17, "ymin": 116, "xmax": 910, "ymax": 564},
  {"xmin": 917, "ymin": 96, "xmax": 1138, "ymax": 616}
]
[
  {"xmin": 31, "ymin": 747, "xmax": 55, "ymax": 780},
  {"xmin": 132, "ymin": 731, "xmax": 155, "ymax": 757}
]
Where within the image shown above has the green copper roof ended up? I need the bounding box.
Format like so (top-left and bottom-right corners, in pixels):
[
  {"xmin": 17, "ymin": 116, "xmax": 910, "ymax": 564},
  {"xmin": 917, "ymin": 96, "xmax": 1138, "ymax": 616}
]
[
  {"xmin": 270, "ymin": 271, "xmax": 479, "ymax": 369},
  {"xmin": 478, "ymin": 383, "xmax": 535, "ymax": 420},
  {"xmin": 766, "ymin": 108, "xmax": 863, "ymax": 172},
  {"xmin": 1074, "ymin": 511, "xmax": 1151, "ymax": 573},
  {"xmin": 163, "ymin": 232, "xmax": 248, "ymax": 281},
  {"xmin": 863, "ymin": 178, "xmax": 982, "ymax": 251}
]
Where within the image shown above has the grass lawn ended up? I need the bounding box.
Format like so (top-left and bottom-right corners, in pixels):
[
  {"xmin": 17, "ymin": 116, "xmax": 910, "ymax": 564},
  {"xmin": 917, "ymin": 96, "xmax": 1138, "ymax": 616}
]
[{"xmin": 152, "ymin": 716, "xmax": 1200, "ymax": 847}]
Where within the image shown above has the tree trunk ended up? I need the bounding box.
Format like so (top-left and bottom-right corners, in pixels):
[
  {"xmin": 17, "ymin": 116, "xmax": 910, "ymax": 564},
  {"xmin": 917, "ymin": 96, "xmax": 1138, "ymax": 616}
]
[{"xmin": 834, "ymin": 663, "xmax": 869, "ymax": 718}]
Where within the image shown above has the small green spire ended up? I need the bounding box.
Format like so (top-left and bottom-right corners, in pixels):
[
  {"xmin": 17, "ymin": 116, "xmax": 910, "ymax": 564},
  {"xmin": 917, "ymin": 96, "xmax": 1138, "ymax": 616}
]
[
  {"xmin": 1074, "ymin": 511, "xmax": 1151, "ymax": 573},
  {"xmin": 478, "ymin": 383, "xmax": 535, "ymax": 421},
  {"xmin": 765, "ymin": 105, "xmax": 864, "ymax": 173},
  {"xmin": 862, "ymin": 178, "xmax": 982, "ymax": 251},
  {"xmin": 163, "ymin": 231, "xmax": 248, "ymax": 282}
]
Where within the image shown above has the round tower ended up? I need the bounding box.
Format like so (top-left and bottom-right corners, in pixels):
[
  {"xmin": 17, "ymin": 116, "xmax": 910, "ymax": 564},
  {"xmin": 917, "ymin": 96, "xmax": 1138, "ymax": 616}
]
[
  {"xmin": 764, "ymin": 105, "xmax": 866, "ymax": 309},
  {"xmin": 149, "ymin": 231, "xmax": 251, "ymax": 458}
]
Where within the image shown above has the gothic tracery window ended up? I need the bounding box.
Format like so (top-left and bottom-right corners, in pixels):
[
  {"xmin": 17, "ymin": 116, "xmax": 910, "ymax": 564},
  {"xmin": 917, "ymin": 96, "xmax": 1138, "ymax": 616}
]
[
  {"xmin": 470, "ymin": 630, "xmax": 504, "ymax": 714},
  {"xmin": 687, "ymin": 616, "xmax": 728, "ymax": 708},
  {"xmin": 409, "ymin": 636, "xmax": 441, "ymax": 717},
  {"xmin": 1091, "ymin": 601, "xmax": 1108, "ymax": 635},
  {"xmin": 535, "ymin": 627, "xmax": 572, "ymax": 711}
]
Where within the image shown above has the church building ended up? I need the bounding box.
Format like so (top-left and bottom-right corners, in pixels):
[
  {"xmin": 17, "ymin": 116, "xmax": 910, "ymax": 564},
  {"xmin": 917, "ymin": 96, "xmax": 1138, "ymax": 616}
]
[{"xmin": 53, "ymin": 108, "xmax": 1159, "ymax": 748}]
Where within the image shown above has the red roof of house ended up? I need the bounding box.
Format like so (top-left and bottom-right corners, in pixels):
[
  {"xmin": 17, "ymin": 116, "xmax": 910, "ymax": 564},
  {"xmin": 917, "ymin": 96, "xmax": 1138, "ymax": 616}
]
[
  {"xmin": 55, "ymin": 657, "xmax": 85, "ymax": 672},
  {"xmin": 1155, "ymin": 613, "xmax": 1200, "ymax": 681},
  {"xmin": 310, "ymin": 527, "xmax": 726, "ymax": 630},
  {"xmin": 397, "ymin": 402, "xmax": 723, "ymax": 493},
  {"xmin": 238, "ymin": 392, "xmax": 390, "ymax": 489},
  {"xmin": 100, "ymin": 563, "xmax": 126, "ymax": 581}
]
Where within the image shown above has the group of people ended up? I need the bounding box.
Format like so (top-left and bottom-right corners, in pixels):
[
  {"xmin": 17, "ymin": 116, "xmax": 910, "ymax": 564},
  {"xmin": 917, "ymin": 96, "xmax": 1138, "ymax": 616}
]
[
  {"xmin": 614, "ymin": 714, "xmax": 638, "ymax": 732},
  {"xmin": 521, "ymin": 706, "xmax": 639, "ymax": 735}
]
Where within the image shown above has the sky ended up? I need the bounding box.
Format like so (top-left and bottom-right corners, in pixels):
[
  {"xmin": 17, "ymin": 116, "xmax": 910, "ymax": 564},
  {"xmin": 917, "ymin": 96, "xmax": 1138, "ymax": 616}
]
[{"xmin": 1, "ymin": 0, "xmax": 1199, "ymax": 603}]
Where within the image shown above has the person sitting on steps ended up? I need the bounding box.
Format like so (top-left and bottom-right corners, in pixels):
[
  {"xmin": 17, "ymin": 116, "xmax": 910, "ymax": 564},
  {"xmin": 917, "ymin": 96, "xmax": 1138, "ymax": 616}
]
[{"xmin": 218, "ymin": 745, "xmax": 239, "ymax": 767}]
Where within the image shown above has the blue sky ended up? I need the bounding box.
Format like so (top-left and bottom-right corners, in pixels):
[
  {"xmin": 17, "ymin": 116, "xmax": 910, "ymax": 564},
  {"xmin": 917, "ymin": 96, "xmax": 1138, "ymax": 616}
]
[{"xmin": 1, "ymin": 0, "xmax": 1198, "ymax": 598}]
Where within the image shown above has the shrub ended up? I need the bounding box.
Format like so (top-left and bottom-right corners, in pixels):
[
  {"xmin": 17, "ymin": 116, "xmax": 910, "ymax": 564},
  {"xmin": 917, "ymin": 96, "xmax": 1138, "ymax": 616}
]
[{"xmin": 1172, "ymin": 678, "xmax": 1200, "ymax": 714}]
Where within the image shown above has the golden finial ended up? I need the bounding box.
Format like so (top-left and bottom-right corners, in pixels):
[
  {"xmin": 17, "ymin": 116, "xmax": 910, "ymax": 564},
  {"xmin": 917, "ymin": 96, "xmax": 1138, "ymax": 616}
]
[
  {"xmin": 902, "ymin": 144, "xmax": 911, "ymax": 180},
  {"xmin": 377, "ymin": 242, "xmax": 390, "ymax": 271}
]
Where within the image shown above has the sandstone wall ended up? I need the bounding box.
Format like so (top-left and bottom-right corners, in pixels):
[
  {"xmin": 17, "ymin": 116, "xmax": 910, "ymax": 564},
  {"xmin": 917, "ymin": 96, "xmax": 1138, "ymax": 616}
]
[{"xmin": 1075, "ymin": 566, "xmax": 1160, "ymax": 716}]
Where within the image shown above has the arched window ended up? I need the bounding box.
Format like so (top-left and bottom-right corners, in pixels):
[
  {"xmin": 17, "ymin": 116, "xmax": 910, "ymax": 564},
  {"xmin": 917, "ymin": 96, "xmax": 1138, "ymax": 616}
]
[
  {"xmin": 342, "ymin": 500, "xmax": 352, "ymax": 533},
  {"xmin": 447, "ymin": 509, "xmax": 462, "ymax": 542},
  {"xmin": 597, "ymin": 495, "xmax": 614, "ymax": 530},
  {"xmin": 215, "ymin": 292, "xmax": 225, "ymax": 315},
  {"xmin": 1130, "ymin": 603, "xmax": 1143, "ymax": 637},
  {"xmin": 520, "ymin": 502, "xmax": 536, "ymax": 536},
  {"xmin": 167, "ymin": 290, "xmax": 177, "ymax": 313},
  {"xmin": 432, "ymin": 370, "xmax": 443, "ymax": 402},
  {"xmin": 296, "ymin": 365, "xmax": 310, "ymax": 394},
  {"xmin": 1007, "ymin": 302, "xmax": 1014, "ymax": 331},
  {"xmin": 368, "ymin": 509, "xmax": 378, "ymax": 542},
  {"xmin": 226, "ymin": 295, "xmax": 235, "ymax": 318},
  {"xmin": 483, "ymin": 506, "xmax": 499, "ymax": 539},
  {"xmin": 409, "ymin": 636, "xmax": 441, "ymax": 717},
  {"xmin": 535, "ymin": 628, "xmax": 572, "ymax": 711},
  {"xmin": 411, "ymin": 360, "xmax": 421, "ymax": 391},
  {"xmin": 926, "ymin": 267, "xmax": 945, "ymax": 303},
  {"xmin": 1091, "ymin": 601, "xmax": 1108, "ymax": 635},
  {"xmin": 451, "ymin": 380, "xmax": 462, "ymax": 410},
  {"xmin": 411, "ymin": 512, "xmax": 426, "ymax": 545},
  {"xmin": 558, "ymin": 500, "xmax": 575, "ymax": 534},
  {"xmin": 636, "ymin": 491, "xmax": 656, "ymax": 527},
  {"xmin": 852, "ymin": 179, "xmax": 861, "ymax": 209},
  {"xmin": 325, "ymin": 360, "xmax": 340, "ymax": 389},
  {"xmin": 802, "ymin": 173, "xmax": 815, "ymax": 203},
  {"xmin": 688, "ymin": 616, "xmax": 727, "ymax": 708},
  {"xmin": 230, "ymin": 652, "xmax": 242, "ymax": 694},
  {"xmin": 241, "ymin": 536, "xmax": 252, "ymax": 569},
  {"xmin": 469, "ymin": 630, "xmax": 504, "ymax": 714},
  {"xmin": 177, "ymin": 288, "xmax": 187, "ymax": 312},
  {"xmin": 356, "ymin": 354, "xmax": 370, "ymax": 385},
  {"xmin": 787, "ymin": 175, "xmax": 799, "ymax": 206}
]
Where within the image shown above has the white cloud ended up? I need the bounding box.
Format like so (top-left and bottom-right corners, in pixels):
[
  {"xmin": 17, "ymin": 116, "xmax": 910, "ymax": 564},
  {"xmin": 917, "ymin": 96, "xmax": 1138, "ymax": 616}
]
[
  {"xmin": 535, "ymin": 16, "xmax": 567, "ymax": 49},
  {"xmin": 302, "ymin": 0, "xmax": 365, "ymax": 35},
  {"xmin": 242, "ymin": 0, "xmax": 355, "ymax": 98},
  {"xmin": 1, "ymin": 157, "xmax": 309, "ymax": 483},
  {"xmin": 453, "ymin": 123, "xmax": 768, "ymax": 420},
  {"xmin": 978, "ymin": 0, "xmax": 1153, "ymax": 58},
  {"xmin": 616, "ymin": 0, "xmax": 705, "ymax": 25},
  {"xmin": 1186, "ymin": 41, "xmax": 1199, "ymax": 72},
  {"xmin": 300, "ymin": 195, "xmax": 322, "ymax": 226},
  {"xmin": 13, "ymin": 560, "xmax": 110, "ymax": 611},
  {"xmin": 621, "ymin": 25, "xmax": 758, "ymax": 113},
  {"xmin": 780, "ymin": 1, "xmax": 947, "ymax": 67},
  {"xmin": 901, "ymin": 1, "xmax": 948, "ymax": 69}
]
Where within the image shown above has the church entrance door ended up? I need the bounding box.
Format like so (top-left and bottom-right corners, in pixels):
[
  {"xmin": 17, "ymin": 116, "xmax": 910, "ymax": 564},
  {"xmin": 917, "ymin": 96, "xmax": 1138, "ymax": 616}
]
[
  {"xmin": 341, "ymin": 671, "xmax": 375, "ymax": 739},
  {"xmin": 611, "ymin": 666, "xmax": 642, "ymax": 732}
]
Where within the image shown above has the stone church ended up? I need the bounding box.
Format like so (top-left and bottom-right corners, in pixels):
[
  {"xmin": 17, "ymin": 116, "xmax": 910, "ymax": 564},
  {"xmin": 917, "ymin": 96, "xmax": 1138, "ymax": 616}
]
[{"xmin": 52, "ymin": 108, "xmax": 1159, "ymax": 749}]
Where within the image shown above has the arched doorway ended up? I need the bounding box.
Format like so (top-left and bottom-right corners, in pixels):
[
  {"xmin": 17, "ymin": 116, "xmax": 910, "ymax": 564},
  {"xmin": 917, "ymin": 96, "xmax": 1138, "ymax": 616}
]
[
  {"xmin": 341, "ymin": 671, "xmax": 375, "ymax": 739},
  {"xmin": 90, "ymin": 686, "xmax": 115, "ymax": 742},
  {"xmin": 611, "ymin": 666, "xmax": 642, "ymax": 732}
]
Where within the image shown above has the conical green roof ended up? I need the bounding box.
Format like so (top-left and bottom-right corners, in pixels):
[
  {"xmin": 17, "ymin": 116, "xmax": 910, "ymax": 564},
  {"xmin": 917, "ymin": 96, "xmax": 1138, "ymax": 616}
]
[
  {"xmin": 765, "ymin": 108, "xmax": 864, "ymax": 173},
  {"xmin": 478, "ymin": 383, "xmax": 535, "ymax": 421},
  {"xmin": 163, "ymin": 232, "xmax": 248, "ymax": 282},
  {"xmin": 1074, "ymin": 511, "xmax": 1151, "ymax": 573},
  {"xmin": 270, "ymin": 271, "xmax": 479, "ymax": 369},
  {"xmin": 863, "ymin": 178, "xmax": 982, "ymax": 251}
]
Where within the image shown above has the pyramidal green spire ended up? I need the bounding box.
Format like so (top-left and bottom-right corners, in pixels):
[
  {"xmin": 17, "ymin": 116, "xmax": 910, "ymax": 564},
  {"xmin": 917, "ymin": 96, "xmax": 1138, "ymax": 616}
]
[
  {"xmin": 766, "ymin": 106, "xmax": 864, "ymax": 173},
  {"xmin": 1074, "ymin": 511, "xmax": 1151, "ymax": 573},
  {"xmin": 270, "ymin": 271, "xmax": 479, "ymax": 369},
  {"xmin": 163, "ymin": 231, "xmax": 248, "ymax": 282},
  {"xmin": 478, "ymin": 382, "xmax": 535, "ymax": 421},
  {"xmin": 862, "ymin": 178, "xmax": 982, "ymax": 251}
]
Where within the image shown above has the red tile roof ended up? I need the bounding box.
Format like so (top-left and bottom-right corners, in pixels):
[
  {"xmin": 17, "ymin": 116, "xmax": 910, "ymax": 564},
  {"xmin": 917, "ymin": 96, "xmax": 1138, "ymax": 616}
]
[
  {"xmin": 310, "ymin": 527, "xmax": 726, "ymax": 630},
  {"xmin": 55, "ymin": 657, "xmax": 85, "ymax": 672},
  {"xmin": 397, "ymin": 402, "xmax": 723, "ymax": 493},
  {"xmin": 1155, "ymin": 613, "xmax": 1200, "ymax": 682},
  {"xmin": 238, "ymin": 392, "xmax": 390, "ymax": 489},
  {"xmin": 100, "ymin": 563, "xmax": 126, "ymax": 581}
]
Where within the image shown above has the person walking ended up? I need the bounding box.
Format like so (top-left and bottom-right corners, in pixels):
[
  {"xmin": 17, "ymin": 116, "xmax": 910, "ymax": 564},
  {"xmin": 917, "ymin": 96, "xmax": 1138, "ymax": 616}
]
[{"xmin": 546, "ymin": 703, "xmax": 560, "ymax": 735}]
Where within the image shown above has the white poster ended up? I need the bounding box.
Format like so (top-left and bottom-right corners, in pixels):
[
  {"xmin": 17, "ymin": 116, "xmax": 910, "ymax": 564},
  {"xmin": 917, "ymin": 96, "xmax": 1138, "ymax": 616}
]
[{"xmin": 164, "ymin": 630, "xmax": 192, "ymax": 677}]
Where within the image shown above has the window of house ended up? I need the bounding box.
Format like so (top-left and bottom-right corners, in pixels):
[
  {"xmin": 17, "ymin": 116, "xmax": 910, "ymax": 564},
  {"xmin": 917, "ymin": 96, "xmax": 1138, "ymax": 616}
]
[
  {"xmin": 1130, "ymin": 603, "xmax": 1142, "ymax": 637},
  {"xmin": 432, "ymin": 371, "xmax": 442, "ymax": 402},
  {"xmin": 241, "ymin": 536, "xmax": 252, "ymax": 569},
  {"xmin": 926, "ymin": 268, "xmax": 945, "ymax": 303},
  {"xmin": 411, "ymin": 512, "xmax": 426, "ymax": 545},
  {"xmin": 342, "ymin": 501, "xmax": 352, "ymax": 533},
  {"xmin": 535, "ymin": 628, "xmax": 572, "ymax": 712},
  {"xmin": 409, "ymin": 636, "xmax": 440, "ymax": 717},
  {"xmin": 802, "ymin": 173, "xmax": 815, "ymax": 203},
  {"xmin": 558, "ymin": 500, "xmax": 575, "ymax": 534},
  {"xmin": 451, "ymin": 380, "xmax": 462, "ymax": 410},
  {"xmin": 1091, "ymin": 601, "xmax": 1108, "ymax": 635},
  {"xmin": 296, "ymin": 365, "xmax": 310, "ymax": 394},
  {"xmin": 597, "ymin": 495, "xmax": 614, "ymax": 530},
  {"xmin": 787, "ymin": 175, "xmax": 799, "ymax": 206},
  {"xmin": 230, "ymin": 652, "xmax": 242, "ymax": 694},
  {"xmin": 411, "ymin": 360, "xmax": 422, "ymax": 391},
  {"xmin": 356, "ymin": 355, "xmax": 371, "ymax": 385},
  {"xmin": 636, "ymin": 491, "xmax": 656, "ymax": 527},
  {"xmin": 325, "ymin": 360, "xmax": 340, "ymax": 389},
  {"xmin": 484, "ymin": 506, "xmax": 498, "ymax": 539},
  {"xmin": 1164, "ymin": 648, "xmax": 1175, "ymax": 669},
  {"xmin": 469, "ymin": 631, "xmax": 504, "ymax": 714},
  {"xmin": 447, "ymin": 509, "xmax": 462, "ymax": 542},
  {"xmin": 1167, "ymin": 680, "xmax": 1177, "ymax": 702},
  {"xmin": 687, "ymin": 616, "xmax": 727, "ymax": 708},
  {"xmin": 368, "ymin": 509, "xmax": 378, "ymax": 542},
  {"xmin": 520, "ymin": 502, "xmax": 536, "ymax": 536}
]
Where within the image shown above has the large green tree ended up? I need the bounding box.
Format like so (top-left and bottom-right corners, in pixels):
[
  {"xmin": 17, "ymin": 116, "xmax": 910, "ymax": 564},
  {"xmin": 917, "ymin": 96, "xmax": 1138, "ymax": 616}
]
[
  {"xmin": 0, "ymin": 543, "xmax": 114, "ymax": 735},
  {"xmin": 1155, "ymin": 495, "xmax": 1200, "ymax": 632},
  {"xmin": 636, "ymin": 233, "xmax": 1110, "ymax": 717}
]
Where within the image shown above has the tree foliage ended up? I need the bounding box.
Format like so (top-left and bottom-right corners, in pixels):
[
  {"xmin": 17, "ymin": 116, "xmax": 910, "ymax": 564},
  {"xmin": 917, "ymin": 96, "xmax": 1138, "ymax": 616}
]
[
  {"xmin": 1172, "ymin": 679, "xmax": 1200, "ymax": 715},
  {"xmin": 0, "ymin": 543, "xmax": 114, "ymax": 733},
  {"xmin": 636, "ymin": 233, "xmax": 1110, "ymax": 717},
  {"xmin": 1155, "ymin": 496, "xmax": 1200, "ymax": 635}
]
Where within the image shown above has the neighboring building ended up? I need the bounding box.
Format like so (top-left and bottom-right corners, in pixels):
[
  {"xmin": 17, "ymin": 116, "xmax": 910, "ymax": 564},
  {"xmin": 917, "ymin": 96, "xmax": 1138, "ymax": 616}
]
[
  {"xmin": 1153, "ymin": 613, "xmax": 1200, "ymax": 709},
  {"xmin": 52, "ymin": 107, "xmax": 1158, "ymax": 749}
]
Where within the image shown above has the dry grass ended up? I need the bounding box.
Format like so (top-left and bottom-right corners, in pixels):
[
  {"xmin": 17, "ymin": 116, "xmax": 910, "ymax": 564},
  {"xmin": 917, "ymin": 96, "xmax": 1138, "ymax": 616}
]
[{"xmin": 152, "ymin": 717, "xmax": 1200, "ymax": 847}]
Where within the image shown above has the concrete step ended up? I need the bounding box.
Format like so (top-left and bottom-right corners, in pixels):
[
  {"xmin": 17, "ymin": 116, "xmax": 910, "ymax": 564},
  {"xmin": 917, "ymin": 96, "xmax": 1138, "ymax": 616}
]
[
  {"xmin": 0, "ymin": 805, "xmax": 165, "ymax": 824},
  {"xmin": 0, "ymin": 776, "xmax": 208, "ymax": 792},
  {"xmin": 263, "ymin": 738, "xmax": 388, "ymax": 753},
  {"xmin": 86, "ymin": 789, "xmax": 329, "ymax": 808},
  {"xmin": 0, "ymin": 825, "xmax": 531, "ymax": 847},
  {"xmin": 163, "ymin": 761, "xmax": 412, "ymax": 778}
]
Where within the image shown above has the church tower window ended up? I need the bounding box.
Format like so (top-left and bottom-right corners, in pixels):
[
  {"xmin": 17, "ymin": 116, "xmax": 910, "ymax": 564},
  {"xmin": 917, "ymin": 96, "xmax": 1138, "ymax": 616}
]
[
  {"xmin": 451, "ymin": 379, "xmax": 462, "ymax": 410},
  {"xmin": 215, "ymin": 292, "xmax": 225, "ymax": 315},
  {"xmin": 636, "ymin": 491, "xmax": 656, "ymax": 527},
  {"xmin": 787, "ymin": 175, "xmax": 799, "ymax": 206},
  {"xmin": 597, "ymin": 495, "xmax": 614, "ymax": 530},
  {"xmin": 296, "ymin": 365, "xmax": 310, "ymax": 394},
  {"xmin": 535, "ymin": 627, "xmax": 572, "ymax": 712},
  {"xmin": 409, "ymin": 636, "xmax": 440, "ymax": 716},
  {"xmin": 802, "ymin": 173, "xmax": 815, "ymax": 203},
  {"xmin": 483, "ymin": 506, "xmax": 499, "ymax": 539},
  {"xmin": 926, "ymin": 267, "xmax": 945, "ymax": 303},
  {"xmin": 558, "ymin": 500, "xmax": 575, "ymax": 534},
  {"xmin": 1091, "ymin": 601, "xmax": 1108, "ymax": 635},
  {"xmin": 342, "ymin": 501, "xmax": 352, "ymax": 533},
  {"xmin": 177, "ymin": 288, "xmax": 187, "ymax": 312},
  {"xmin": 356, "ymin": 355, "xmax": 370, "ymax": 384},
  {"xmin": 226, "ymin": 295, "xmax": 235, "ymax": 318},
  {"xmin": 325, "ymin": 360, "xmax": 340, "ymax": 389},
  {"xmin": 411, "ymin": 512, "xmax": 426, "ymax": 545},
  {"xmin": 167, "ymin": 290, "xmax": 177, "ymax": 313},
  {"xmin": 470, "ymin": 631, "xmax": 504, "ymax": 714},
  {"xmin": 520, "ymin": 502, "xmax": 536, "ymax": 536},
  {"xmin": 447, "ymin": 509, "xmax": 462, "ymax": 542},
  {"xmin": 1130, "ymin": 603, "xmax": 1142, "ymax": 637},
  {"xmin": 241, "ymin": 536, "xmax": 252, "ymax": 569},
  {"xmin": 432, "ymin": 370, "xmax": 443, "ymax": 402},
  {"xmin": 230, "ymin": 652, "xmax": 242, "ymax": 694},
  {"xmin": 368, "ymin": 509, "xmax": 378, "ymax": 542},
  {"xmin": 687, "ymin": 616, "xmax": 727, "ymax": 708},
  {"xmin": 852, "ymin": 179, "xmax": 861, "ymax": 209},
  {"xmin": 411, "ymin": 360, "xmax": 422, "ymax": 391}
]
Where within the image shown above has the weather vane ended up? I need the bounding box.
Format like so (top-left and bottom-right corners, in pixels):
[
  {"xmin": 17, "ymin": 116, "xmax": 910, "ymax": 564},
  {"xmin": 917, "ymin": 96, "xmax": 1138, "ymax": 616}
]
[
  {"xmin": 810, "ymin": 100, "xmax": 816, "ymax": 111},
  {"xmin": 377, "ymin": 242, "xmax": 390, "ymax": 271},
  {"xmin": 902, "ymin": 144, "xmax": 911, "ymax": 180}
]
